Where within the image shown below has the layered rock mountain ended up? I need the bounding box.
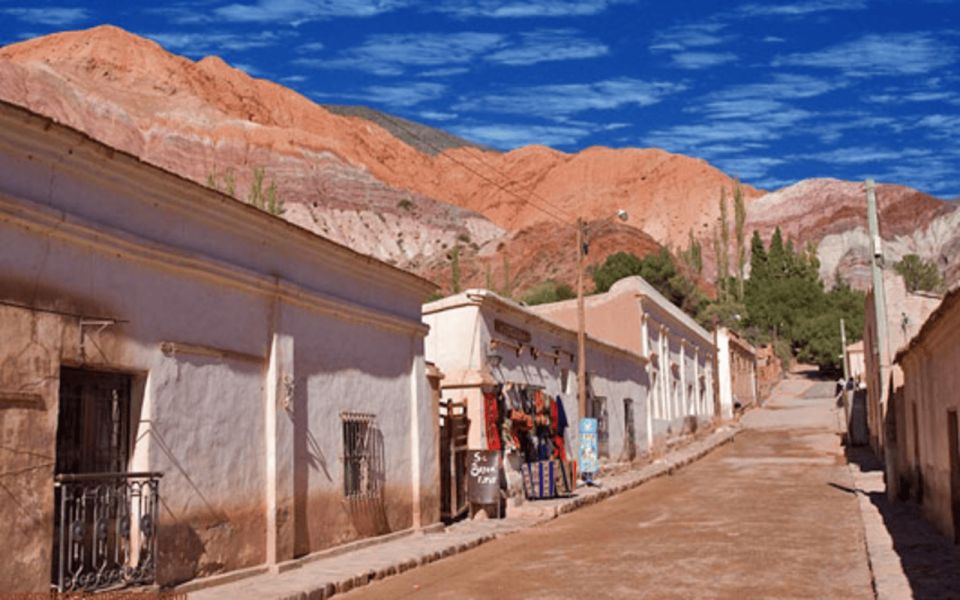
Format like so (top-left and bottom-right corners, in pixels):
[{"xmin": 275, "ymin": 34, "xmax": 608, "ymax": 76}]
[
  {"xmin": 745, "ymin": 179, "xmax": 959, "ymax": 289},
  {"xmin": 1, "ymin": 25, "xmax": 955, "ymax": 296}
]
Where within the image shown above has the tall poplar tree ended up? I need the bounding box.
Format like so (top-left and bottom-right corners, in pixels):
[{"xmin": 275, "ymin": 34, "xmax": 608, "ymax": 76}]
[
  {"xmin": 718, "ymin": 187, "xmax": 730, "ymax": 300},
  {"xmin": 734, "ymin": 181, "xmax": 746, "ymax": 300}
]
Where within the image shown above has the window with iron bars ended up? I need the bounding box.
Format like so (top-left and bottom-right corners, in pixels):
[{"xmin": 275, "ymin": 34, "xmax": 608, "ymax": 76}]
[{"xmin": 341, "ymin": 412, "xmax": 378, "ymax": 498}]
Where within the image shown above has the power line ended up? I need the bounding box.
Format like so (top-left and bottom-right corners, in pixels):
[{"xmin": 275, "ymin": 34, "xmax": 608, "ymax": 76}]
[{"xmin": 376, "ymin": 112, "xmax": 574, "ymax": 225}]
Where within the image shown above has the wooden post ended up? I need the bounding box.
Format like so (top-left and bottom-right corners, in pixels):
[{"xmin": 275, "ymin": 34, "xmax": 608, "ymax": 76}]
[{"xmin": 576, "ymin": 217, "xmax": 588, "ymax": 421}]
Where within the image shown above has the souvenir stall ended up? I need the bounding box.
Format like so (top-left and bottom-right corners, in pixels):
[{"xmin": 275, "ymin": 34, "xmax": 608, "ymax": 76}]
[{"xmin": 482, "ymin": 383, "xmax": 576, "ymax": 500}]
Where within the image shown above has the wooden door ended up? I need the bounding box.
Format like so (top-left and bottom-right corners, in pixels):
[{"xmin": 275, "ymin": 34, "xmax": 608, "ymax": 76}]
[{"xmin": 948, "ymin": 410, "xmax": 960, "ymax": 544}]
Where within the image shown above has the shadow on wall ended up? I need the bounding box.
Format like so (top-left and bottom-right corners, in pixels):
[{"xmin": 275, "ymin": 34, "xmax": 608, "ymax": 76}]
[{"xmin": 842, "ymin": 447, "xmax": 960, "ymax": 600}]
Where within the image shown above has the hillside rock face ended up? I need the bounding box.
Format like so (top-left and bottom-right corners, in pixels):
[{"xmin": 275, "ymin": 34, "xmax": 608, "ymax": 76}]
[
  {"xmin": 1, "ymin": 26, "xmax": 955, "ymax": 294},
  {"xmin": 745, "ymin": 179, "xmax": 958, "ymax": 289}
]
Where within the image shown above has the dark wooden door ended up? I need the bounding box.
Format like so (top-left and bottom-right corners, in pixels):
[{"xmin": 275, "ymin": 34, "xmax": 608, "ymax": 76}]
[
  {"xmin": 56, "ymin": 368, "xmax": 132, "ymax": 475},
  {"xmin": 623, "ymin": 398, "xmax": 636, "ymax": 461},
  {"xmin": 949, "ymin": 410, "xmax": 960, "ymax": 544},
  {"xmin": 53, "ymin": 368, "xmax": 132, "ymax": 585}
]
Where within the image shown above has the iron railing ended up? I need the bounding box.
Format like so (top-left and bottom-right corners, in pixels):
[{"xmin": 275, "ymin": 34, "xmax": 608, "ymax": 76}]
[{"xmin": 53, "ymin": 471, "xmax": 162, "ymax": 593}]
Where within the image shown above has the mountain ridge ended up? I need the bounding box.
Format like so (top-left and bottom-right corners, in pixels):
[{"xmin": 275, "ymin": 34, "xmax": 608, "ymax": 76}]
[{"xmin": 1, "ymin": 24, "xmax": 956, "ymax": 294}]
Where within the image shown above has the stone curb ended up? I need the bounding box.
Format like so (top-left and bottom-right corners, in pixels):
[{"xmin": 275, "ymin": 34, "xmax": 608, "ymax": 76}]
[
  {"xmin": 846, "ymin": 463, "xmax": 912, "ymax": 600},
  {"xmin": 190, "ymin": 425, "xmax": 740, "ymax": 600}
]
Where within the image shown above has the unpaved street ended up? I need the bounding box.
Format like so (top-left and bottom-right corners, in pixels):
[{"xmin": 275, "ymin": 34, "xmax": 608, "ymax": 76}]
[{"xmin": 344, "ymin": 376, "xmax": 872, "ymax": 599}]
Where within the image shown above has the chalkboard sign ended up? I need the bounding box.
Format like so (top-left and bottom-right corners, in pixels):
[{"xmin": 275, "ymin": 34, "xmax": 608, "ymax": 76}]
[{"xmin": 467, "ymin": 449, "xmax": 501, "ymax": 505}]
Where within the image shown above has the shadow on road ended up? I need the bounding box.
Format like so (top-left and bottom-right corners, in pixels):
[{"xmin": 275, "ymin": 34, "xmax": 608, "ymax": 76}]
[{"xmin": 843, "ymin": 446, "xmax": 960, "ymax": 599}]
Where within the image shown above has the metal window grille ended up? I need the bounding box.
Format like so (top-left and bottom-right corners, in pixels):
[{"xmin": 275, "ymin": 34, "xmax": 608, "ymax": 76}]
[{"xmin": 341, "ymin": 412, "xmax": 377, "ymax": 498}]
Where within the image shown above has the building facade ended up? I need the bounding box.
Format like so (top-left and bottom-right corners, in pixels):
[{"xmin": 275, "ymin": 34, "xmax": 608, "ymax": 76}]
[
  {"xmin": 893, "ymin": 288, "xmax": 960, "ymax": 543},
  {"xmin": 423, "ymin": 289, "xmax": 651, "ymax": 503},
  {"xmin": 0, "ymin": 101, "xmax": 438, "ymax": 592},
  {"xmin": 717, "ymin": 327, "xmax": 759, "ymax": 419},
  {"xmin": 532, "ymin": 276, "xmax": 718, "ymax": 444},
  {"xmin": 863, "ymin": 271, "xmax": 941, "ymax": 459}
]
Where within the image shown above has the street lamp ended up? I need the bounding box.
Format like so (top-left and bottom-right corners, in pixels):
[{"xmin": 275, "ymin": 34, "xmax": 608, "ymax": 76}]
[{"xmin": 576, "ymin": 209, "xmax": 629, "ymax": 420}]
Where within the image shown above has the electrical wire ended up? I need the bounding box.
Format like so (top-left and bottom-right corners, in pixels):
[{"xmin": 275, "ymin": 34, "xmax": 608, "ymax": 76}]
[{"xmin": 376, "ymin": 112, "xmax": 575, "ymax": 225}]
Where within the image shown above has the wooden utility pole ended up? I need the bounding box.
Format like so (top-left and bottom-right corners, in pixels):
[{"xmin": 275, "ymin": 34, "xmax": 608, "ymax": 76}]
[
  {"xmin": 840, "ymin": 317, "xmax": 850, "ymax": 429},
  {"xmin": 576, "ymin": 217, "xmax": 588, "ymax": 420},
  {"xmin": 840, "ymin": 318, "xmax": 849, "ymax": 383}
]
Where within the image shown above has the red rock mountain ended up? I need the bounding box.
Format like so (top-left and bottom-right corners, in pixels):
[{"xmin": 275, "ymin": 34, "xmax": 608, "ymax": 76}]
[{"xmin": 1, "ymin": 25, "xmax": 955, "ymax": 294}]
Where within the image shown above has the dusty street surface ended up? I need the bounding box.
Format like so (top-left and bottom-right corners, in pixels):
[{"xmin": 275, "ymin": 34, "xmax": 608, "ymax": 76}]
[{"xmin": 344, "ymin": 375, "xmax": 873, "ymax": 600}]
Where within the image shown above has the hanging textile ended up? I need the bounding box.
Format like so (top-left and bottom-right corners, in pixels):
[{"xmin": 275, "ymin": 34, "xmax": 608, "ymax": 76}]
[
  {"xmin": 483, "ymin": 390, "xmax": 501, "ymax": 450},
  {"xmin": 552, "ymin": 395, "xmax": 569, "ymax": 461}
]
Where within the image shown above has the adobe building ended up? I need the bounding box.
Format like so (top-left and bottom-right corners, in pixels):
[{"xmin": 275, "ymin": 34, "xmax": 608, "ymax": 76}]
[
  {"xmin": 0, "ymin": 100, "xmax": 439, "ymax": 592},
  {"xmin": 845, "ymin": 341, "xmax": 866, "ymax": 382},
  {"xmin": 716, "ymin": 327, "xmax": 759, "ymax": 419},
  {"xmin": 863, "ymin": 271, "xmax": 941, "ymax": 459},
  {"xmin": 893, "ymin": 287, "xmax": 960, "ymax": 543},
  {"xmin": 423, "ymin": 289, "xmax": 650, "ymax": 503},
  {"xmin": 532, "ymin": 276, "xmax": 718, "ymax": 444}
]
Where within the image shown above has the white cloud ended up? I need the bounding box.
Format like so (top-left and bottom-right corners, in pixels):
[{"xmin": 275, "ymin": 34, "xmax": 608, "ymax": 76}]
[
  {"xmin": 738, "ymin": 0, "xmax": 867, "ymax": 17},
  {"xmin": 420, "ymin": 110, "xmax": 458, "ymax": 121},
  {"xmin": 485, "ymin": 29, "xmax": 608, "ymax": 65},
  {"xmin": 452, "ymin": 122, "xmax": 591, "ymax": 148},
  {"xmin": 301, "ymin": 29, "xmax": 608, "ymax": 75},
  {"xmin": 456, "ymin": 78, "xmax": 686, "ymax": 117},
  {"xmin": 650, "ymin": 23, "xmax": 732, "ymax": 52},
  {"xmin": 671, "ymin": 51, "xmax": 737, "ymax": 69},
  {"xmin": 774, "ymin": 32, "xmax": 957, "ymax": 77},
  {"xmin": 710, "ymin": 73, "xmax": 844, "ymax": 101},
  {"xmin": 431, "ymin": 0, "xmax": 618, "ymax": 19},
  {"xmin": 2, "ymin": 7, "xmax": 89, "ymax": 26},
  {"xmin": 296, "ymin": 32, "xmax": 504, "ymax": 75},
  {"xmin": 342, "ymin": 82, "xmax": 448, "ymax": 107},
  {"xmin": 214, "ymin": 0, "xmax": 406, "ymax": 23},
  {"xmin": 297, "ymin": 41, "xmax": 325, "ymax": 53},
  {"xmin": 798, "ymin": 146, "xmax": 934, "ymax": 164},
  {"xmin": 713, "ymin": 156, "xmax": 786, "ymax": 179},
  {"xmin": 763, "ymin": 36, "xmax": 787, "ymax": 43},
  {"xmin": 419, "ymin": 67, "xmax": 471, "ymax": 77},
  {"xmin": 146, "ymin": 31, "xmax": 284, "ymax": 55}
]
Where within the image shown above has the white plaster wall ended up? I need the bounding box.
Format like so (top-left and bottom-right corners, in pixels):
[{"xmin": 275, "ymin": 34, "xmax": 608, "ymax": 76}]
[
  {"xmin": 0, "ymin": 114, "xmax": 434, "ymax": 588},
  {"xmin": 717, "ymin": 330, "xmax": 734, "ymax": 420}
]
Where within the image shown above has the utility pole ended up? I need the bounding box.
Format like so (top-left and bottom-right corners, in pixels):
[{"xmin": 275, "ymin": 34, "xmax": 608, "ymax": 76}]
[
  {"xmin": 840, "ymin": 317, "xmax": 850, "ymax": 429},
  {"xmin": 866, "ymin": 179, "xmax": 895, "ymax": 496},
  {"xmin": 575, "ymin": 210, "xmax": 628, "ymax": 421},
  {"xmin": 576, "ymin": 217, "xmax": 588, "ymax": 421},
  {"xmin": 840, "ymin": 318, "xmax": 849, "ymax": 383}
]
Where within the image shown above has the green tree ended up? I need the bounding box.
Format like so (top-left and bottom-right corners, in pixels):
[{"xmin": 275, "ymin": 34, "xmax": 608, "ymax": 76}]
[
  {"xmin": 501, "ymin": 254, "xmax": 513, "ymax": 298},
  {"xmin": 265, "ymin": 180, "xmax": 285, "ymax": 216},
  {"xmin": 223, "ymin": 169, "xmax": 236, "ymax": 198},
  {"xmin": 592, "ymin": 251, "xmax": 645, "ymax": 294},
  {"xmin": 718, "ymin": 188, "xmax": 730, "ymax": 300},
  {"xmin": 522, "ymin": 280, "xmax": 576, "ymax": 305},
  {"xmin": 450, "ymin": 245, "xmax": 462, "ymax": 294},
  {"xmin": 681, "ymin": 229, "xmax": 703, "ymax": 275},
  {"xmin": 894, "ymin": 254, "xmax": 943, "ymax": 293},
  {"xmin": 733, "ymin": 181, "xmax": 746, "ymax": 300},
  {"xmin": 249, "ymin": 167, "xmax": 266, "ymax": 210},
  {"xmin": 592, "ymin": 249, "xmax": 705, "ymax": 316}
]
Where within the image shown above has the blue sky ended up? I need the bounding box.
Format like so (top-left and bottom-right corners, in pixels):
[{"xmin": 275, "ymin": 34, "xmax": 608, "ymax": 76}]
[{"xmin": 1, "ymin": 1, "xmax": 958, "ymax": 196}]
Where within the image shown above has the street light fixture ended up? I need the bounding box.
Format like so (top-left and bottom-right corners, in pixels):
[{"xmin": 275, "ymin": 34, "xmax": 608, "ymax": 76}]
[{"xmin": 576, "ymin": 209, "xmax": 629, "ymax": 420}]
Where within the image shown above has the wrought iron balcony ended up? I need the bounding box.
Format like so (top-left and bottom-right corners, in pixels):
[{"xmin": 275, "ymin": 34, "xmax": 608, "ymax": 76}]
[{"xmin": 53, "ymin": 471, "xmax": 162, "ymax": 593}]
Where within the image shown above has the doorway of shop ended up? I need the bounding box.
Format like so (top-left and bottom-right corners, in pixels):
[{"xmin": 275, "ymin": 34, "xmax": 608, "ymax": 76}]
[
  {"xmin": 949, "ymin": 409, "xmax": 960, "ymax": 544},
  {"xmin": 623, "ymin": 399, "xmax": 636, "ymax": 461}
]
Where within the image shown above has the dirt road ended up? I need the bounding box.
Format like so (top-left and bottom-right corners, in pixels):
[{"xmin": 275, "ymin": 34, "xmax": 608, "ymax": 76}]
[{"xmin": 344, "ymin": 376, "xmax": 873, "ymax": 599}]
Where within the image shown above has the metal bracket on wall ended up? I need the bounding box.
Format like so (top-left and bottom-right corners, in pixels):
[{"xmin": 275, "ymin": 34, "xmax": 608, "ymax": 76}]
[{"xmin": 79, "ymin": 318, "xmax": 118, "ymax": 363}]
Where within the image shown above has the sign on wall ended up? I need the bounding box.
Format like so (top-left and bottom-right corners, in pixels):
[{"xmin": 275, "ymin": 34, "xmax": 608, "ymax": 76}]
[
  {"xmin": 579, "ymin": 418, "xmax": 599, "ymax": 475},
  {"xmin": 494, "ymin": 319, "xmax": 532, "ymax": 344},
  {"xmin": 467, "ymin": 449, "xmax": 501, "ymax": 505}
]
